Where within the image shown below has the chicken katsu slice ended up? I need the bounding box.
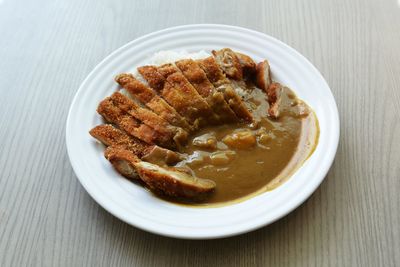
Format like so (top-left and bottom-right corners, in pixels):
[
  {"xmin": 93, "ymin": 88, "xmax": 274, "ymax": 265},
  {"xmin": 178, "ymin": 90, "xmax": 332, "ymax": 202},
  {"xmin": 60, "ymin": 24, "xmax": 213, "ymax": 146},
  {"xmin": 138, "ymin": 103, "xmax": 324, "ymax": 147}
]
[
  {"xmin": 115, "ymin": 73, "xmax": 155, "ymax": 103},
  {"xmin": 163, "ymin": 72, "xmax": 218, "ymax": 125},
  {"xmin": 90, "ymin": 124, "xmax": 133, "ymax": 147},
  {"xmin": 222, "ymin": 86, "xmax": 253, "ymax": 122},
  {"xmin": 138, "ymin": 66, "xmax": 196, "ymax": 124},
  {"xmin": 109, "ymin": 92, "xmax": 174, "ymax": 137},
  {"xmin": 105, "ymin": 147, "xmax": 216, "ymax": 200},
  {"xmin": 235, "ymin": 52, "xmax": 257, "ymax": 78},
  {"xmin": 137, "ymin": 66, "xmax": 165, "ymax": 92},
  {"xmin": 197, "ymin": 56, "xmax": 253, "ymax": 122},
  {"xmin": 256, "ymin": 59, "xmax": 272, "ymax": 91},
  {"xmin": 265, "ymin": 82, "xmax": 283, "ymax": 119},
  {"xmin": 175, "ymin": 59, "xmax": 238, "ymax": 123},
  {"xmin": 97, "ymin": 98, "xmax": 175, "ymax": 148},
  {"xmin": 146, "ymin": 97, "xmax": 194, "ymax": 132},
  {"xmin": 175, "ymin": 59, "xmax": 213, "ymax": 98},
  {"xmin": 139, "ymin": 64, "xmax": 216, "ymax": 126},
  {"xmin": 156, "ymin": 64, "xmax": 218, "ymax": 124},
  {"xmin": 89, "ymin": 124, "xmax": 150, "ymax": 158},
  {"xmin": 109, "ymin": 92, "xmax": 188, "ymax": 148},
  {"xmin": 157, "ymin": 63, "xmax": 179, "ymax": 78},
  {"xmin": 138, "ymin": 65, "xmax": 179, "ymax": 96},
  {"xmin": 90, "ymin": 124, "xmax": 183, "ymax": 168},
  {"xmin": 266, "ymin": 82, "xmax": 282, "ymax": 104},
  {"xmin": 138, "ymin": 64, "xmax": 180, "ymax": 92},
  {"xmin": 212, "ymin": 48, "xmax": 243, "ymax": 80},
  {"xmin": 136, "ymin": 161, "xmax": 216, "ymax": 200},
  {"xmin": 115, "ymin": 73, "xmax": 193, "ymax": 132}
]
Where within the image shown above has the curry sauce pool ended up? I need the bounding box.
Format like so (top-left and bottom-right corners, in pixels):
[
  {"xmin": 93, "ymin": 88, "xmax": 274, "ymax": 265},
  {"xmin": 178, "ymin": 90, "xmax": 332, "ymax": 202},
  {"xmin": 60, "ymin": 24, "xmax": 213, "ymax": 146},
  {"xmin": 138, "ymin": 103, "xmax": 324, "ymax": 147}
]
[{"xmin": 170, "ymin": 85, "xmax": 319, "ymax": 205}]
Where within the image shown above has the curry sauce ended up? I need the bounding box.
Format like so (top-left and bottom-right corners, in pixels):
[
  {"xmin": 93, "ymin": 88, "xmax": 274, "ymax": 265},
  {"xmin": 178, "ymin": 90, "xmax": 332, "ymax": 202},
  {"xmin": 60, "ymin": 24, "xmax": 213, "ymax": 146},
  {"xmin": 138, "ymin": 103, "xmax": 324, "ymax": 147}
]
[{"xmin": 170, "ymin": 84, "xmax": 319, "ymax": 205}]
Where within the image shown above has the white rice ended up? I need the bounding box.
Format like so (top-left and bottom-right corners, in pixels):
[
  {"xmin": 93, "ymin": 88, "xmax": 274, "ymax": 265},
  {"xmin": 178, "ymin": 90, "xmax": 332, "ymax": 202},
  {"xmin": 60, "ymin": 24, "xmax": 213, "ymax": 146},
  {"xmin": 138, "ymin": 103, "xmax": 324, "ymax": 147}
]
[{"xmin": 146, "ymin": 50, "xmax": 210, "ymax": 65}]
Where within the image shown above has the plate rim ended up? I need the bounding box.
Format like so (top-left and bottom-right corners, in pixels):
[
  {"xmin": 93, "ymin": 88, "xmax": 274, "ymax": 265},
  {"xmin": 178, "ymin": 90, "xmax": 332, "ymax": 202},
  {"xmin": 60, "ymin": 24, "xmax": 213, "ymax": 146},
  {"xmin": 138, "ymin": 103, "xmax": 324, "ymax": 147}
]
[{"xmin": 66, "ymin": 23, "xmax": 340, "ymax": 239}]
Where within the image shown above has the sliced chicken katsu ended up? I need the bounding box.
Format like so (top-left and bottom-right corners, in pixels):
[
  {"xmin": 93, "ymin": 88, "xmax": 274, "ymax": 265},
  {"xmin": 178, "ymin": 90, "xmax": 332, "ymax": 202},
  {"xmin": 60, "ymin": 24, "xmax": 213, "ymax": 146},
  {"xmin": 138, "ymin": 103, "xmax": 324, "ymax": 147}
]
[
  {"xmin": 115, "ymin": 73, "xmax": 193, "ymax": 133},
  {"xmin": 89, "ymin": 124, "xmax": 151, "ymax": 158},
  {"xmin": 266, "ymin": 82, "xmax": 282, "ymax": 105},
  {"xmin": 159, "ymin": 64, "xmax": 220, "ymax": 124},
  {"xmin": 97, "ymin": 97, "xmax": 175, "ymax": 148},
  {"xmin": 109, "ymin": 92, "xmax": 188, "ymax": 148},
  {"xmin": 90, "ymin": 125, "xmax": 183, "ymax": 170},
  {"xmin": 212, "ymin": 48, "xmax": 243, "ymax": 80},
  {"xmin": 265, "ymin": 82, "xmax": 283, "ymax": 119},
  {"xmin": 175, "ymin": 59, "xmax": 238, "ymax": 123},
  {"xmin": 105, "ymin": 147, "xmax": 216, "ymax": 199},
  {"xmin": 156, "ymin": 63, "xmax": 178, "ymax": 78},
  {"xmin": 197, "ymin": 56, "xmax": 253, "ymax": 122},
  {"xmin": 235, "ymin": 52, "xmax": 257, "ymax": 78},
  {"xmin": 139, "ymin": 64, "xmax": 217, "ymax": 126},
  {"xmin": 256, "ymin": 59, "xmax": 272, "ymax": 91},
  {"xmin": 137, "ymin": 66, "xmax": 165, "ymax": 92}
]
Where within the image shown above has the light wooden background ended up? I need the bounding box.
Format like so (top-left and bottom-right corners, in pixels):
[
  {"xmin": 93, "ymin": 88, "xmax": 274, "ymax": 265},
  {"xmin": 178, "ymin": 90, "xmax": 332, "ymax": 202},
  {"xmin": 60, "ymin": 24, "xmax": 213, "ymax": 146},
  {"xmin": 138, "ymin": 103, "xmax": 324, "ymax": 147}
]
[{"xmin": 1, "ymin": 0, "xmax": 399, "ymax": 266}]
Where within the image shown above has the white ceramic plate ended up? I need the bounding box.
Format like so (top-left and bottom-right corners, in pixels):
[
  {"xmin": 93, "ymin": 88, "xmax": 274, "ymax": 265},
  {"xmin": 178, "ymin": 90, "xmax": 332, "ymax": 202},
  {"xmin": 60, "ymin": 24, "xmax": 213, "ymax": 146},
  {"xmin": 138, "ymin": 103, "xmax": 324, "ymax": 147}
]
[{"xmin": 66, "ymin": 24, "xmax": 339, "ymax": 239}]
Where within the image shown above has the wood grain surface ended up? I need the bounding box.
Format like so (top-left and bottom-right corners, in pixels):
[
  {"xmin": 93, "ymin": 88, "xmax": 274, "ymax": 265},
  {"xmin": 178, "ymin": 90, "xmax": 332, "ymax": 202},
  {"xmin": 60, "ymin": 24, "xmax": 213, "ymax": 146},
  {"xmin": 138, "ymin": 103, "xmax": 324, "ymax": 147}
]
[{"xmin": 0, "ymin": 0, "xmax": 399, "ymax": 266}]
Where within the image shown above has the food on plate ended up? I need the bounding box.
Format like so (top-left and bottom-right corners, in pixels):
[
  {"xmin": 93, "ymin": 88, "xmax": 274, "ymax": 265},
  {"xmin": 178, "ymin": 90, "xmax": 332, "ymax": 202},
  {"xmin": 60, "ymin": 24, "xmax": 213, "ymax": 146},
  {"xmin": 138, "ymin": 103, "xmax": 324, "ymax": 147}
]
[
  {"xmin": 115, "ymin": 73, "xmax": 193, "ymax": 132},
  {"xmin": 105, "ymin": 147, "xmax": 215, "ymax": 199},
  {"xmin": 212, "ymin": 48, "xmax": 243, "ymax": 80},
  {"xmin": 256, "ymin": 60, "xmax": 272, "ymax": 91},
  {"xmin": 197, "ymin": 56, "xmax": 253, "ymax": 122},
  {"xmin": 89, "ymin": 48, "xmax": 319, "ymax": 204}
]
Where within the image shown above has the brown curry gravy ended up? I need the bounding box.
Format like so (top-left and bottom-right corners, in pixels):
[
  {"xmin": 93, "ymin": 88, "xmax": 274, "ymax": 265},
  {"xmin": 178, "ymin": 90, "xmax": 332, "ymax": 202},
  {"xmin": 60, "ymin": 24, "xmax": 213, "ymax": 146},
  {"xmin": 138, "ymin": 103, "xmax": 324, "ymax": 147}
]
[{"xmin": 164, "ymin": 84, "xmax": 319, "ymax": 205}]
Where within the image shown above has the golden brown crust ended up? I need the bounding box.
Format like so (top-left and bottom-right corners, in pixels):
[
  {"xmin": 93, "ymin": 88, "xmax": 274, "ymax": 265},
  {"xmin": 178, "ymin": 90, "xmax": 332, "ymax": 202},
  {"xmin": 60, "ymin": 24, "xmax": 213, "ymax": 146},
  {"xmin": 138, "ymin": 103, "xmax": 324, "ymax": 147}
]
[
  {"xmin": 197, "ymin": 56, "xmax": 229, "ymax": 86},
  {"xmin": 115, "ymin": 73, "xmax": 155, "ymax": 103},
  {"xmin": 175, "ymin": 59, "xmax": 213, "ymax": 98},
  {"xmin": 138, "ymin": 65, "xmax": 204, "ymax": 127},
  {"xmin": 137, "ymin": 66, "xmax": 165, "ymax": 92},
  {"xmin": 89, "ymin": 124, "xmax": 150, "ymax": 158},
  {"xmin": 118, "ymin": 116, "xmax": 159, "ymax": 145},
  {"xmin": 110, "ymin": 92, "xmax": 186, "ymax": 142},
  {"xmin": 175, "ymin": 59, "xmax": 238, "ymax": 123},
  {"xmin": 97, "ymin": 97, "xmax": 132, "ymax": 124},
  {"xmin": 157, "ymin": 63, "xmax": 179, "ymax": 78},
  {"xmin": 115, "ymin": 73, "xmax": 193, "ymax": 132},
  {"xmin": 212, "ymin": 48, "xmax": 243, "ymax": 80},
  {"xmin": 97, "ymin": 97, "xmax": 174, "ymax": 147},
  {"xmin": 197, "ymin": 56, "xmax": 253, "ymax": 122},
  {"xmin": 139, "ymin": 64, "xmax": 214, "ymax": 126},
  {"xmin": 155, "ymin": 64, "xmax": 217, "ymax": 125},
  {"xmin": 164, "ymin": 72, "xmax": 215, "ymax": 125},
  {"xmin": 90, "ymin": 124, "xmax": 128, "ymax": 146},
  {"xmin": 91, "ymin": 124, "xmax": 182, "ymax": 165}
]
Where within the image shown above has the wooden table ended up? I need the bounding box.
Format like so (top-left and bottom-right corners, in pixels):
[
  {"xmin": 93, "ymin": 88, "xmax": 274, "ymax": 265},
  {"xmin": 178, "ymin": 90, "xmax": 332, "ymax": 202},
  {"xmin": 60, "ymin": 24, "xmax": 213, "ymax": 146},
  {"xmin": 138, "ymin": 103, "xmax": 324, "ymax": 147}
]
[{"xmin": 1, "ymin": 0, "xmax": 399, "ymax": 266}]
